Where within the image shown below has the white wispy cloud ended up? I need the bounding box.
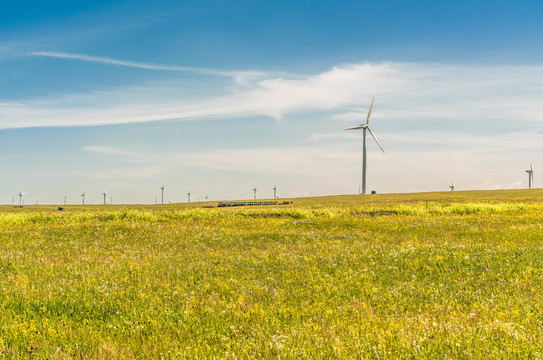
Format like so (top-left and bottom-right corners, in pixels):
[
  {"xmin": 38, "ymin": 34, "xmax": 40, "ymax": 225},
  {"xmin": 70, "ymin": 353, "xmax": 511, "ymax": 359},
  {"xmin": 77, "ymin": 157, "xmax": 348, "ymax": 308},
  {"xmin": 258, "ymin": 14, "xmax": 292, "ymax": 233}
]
[
  {"xmin": 30, "ymin": 51, "xmax": 294, "ymax": 85},
  {"xmin": 31, "ymin": 51, "xmax": 238, "ymax": 77},
  {"xmin": 2, "ymin": 60, "xmax": 543, "ymax": 131}
]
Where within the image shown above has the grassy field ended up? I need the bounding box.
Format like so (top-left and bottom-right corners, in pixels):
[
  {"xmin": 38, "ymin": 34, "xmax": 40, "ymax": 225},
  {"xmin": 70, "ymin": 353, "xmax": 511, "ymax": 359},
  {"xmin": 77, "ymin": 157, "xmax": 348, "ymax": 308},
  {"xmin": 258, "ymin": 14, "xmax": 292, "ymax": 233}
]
[{"xmin": 1, "ymin": 189, "xmax": 543, "ymax": 358}]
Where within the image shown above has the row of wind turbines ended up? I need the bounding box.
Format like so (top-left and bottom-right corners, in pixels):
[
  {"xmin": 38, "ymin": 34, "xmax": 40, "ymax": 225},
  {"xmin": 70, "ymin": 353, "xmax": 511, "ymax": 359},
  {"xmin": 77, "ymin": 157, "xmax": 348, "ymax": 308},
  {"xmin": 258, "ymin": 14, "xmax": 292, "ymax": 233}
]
[
  {"xmin": 345, "ymin": 97, "xmax": 536, "ymax": 194},
  {"xmin": 80, "ymin": 188, "xmax": 111, "ymax": 205},
  {"xmin": 156, "ymin": 185, "xmax": 280, "ymax": 205},
  {"xmin": 14, "ymin": 184, "xmax": 281, "ymax": 206},
  {"xmin": 14, "ymin": 189, "xmax": 111, "ymax": 206}
]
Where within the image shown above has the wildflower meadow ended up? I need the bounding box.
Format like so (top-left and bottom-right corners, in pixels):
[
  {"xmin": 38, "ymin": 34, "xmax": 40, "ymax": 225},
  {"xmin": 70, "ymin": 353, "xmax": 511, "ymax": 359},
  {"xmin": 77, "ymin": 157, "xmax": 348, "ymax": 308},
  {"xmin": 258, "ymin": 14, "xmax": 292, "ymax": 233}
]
[{"xmin": 1, "ymin": 189, "xmax": 543, "ymax": 358}]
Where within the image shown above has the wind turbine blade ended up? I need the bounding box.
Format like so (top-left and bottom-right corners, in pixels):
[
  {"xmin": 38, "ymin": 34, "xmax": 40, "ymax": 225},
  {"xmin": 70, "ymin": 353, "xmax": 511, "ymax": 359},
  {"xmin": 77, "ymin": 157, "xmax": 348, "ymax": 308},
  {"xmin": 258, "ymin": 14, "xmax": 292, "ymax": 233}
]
[
  {"xmin": 367, "ymin": 127, "xmax": 385, "ymax": 153},
  {"xmin": 344, "ymin": 125, "xmax": 365, "ymax": 130},
  {"xmin": 366, "ymin": 97, "xmax": 375, "ymax": 124}
]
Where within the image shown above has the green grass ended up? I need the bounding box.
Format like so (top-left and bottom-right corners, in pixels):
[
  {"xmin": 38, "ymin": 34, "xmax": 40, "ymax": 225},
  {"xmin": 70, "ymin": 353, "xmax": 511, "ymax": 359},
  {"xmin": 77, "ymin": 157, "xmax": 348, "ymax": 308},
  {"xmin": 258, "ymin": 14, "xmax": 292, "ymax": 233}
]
[{"xmin": 1, "ymin": 190, "xmax": 543, "ymax": 358}]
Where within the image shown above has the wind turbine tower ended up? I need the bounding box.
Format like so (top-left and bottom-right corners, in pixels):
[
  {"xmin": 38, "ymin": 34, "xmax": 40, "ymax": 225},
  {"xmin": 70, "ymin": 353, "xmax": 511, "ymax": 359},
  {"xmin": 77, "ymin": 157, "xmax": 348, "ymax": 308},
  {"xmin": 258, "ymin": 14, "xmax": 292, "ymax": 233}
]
[
  {"xmin": 103, "ymin": 191, "xmax": 108, "ymax": 205},
  {"xmin": 19, "ymin": 191, "xmax": 25, "ymax": 206},
  {"xmin": 187, "ymin": 191, "xmax": 191, "ymax": 203},
  {"xmin": 344, "ymin": 97, "xmax": 385, "ymax": 194},
  {"xmin": 273, "ymin": 185, "xmax": 277, "ymax": 199},
  {"xmin": 160, "ymin": 185, "xmax": 165, "ymax": 205},
  {"xmin": 526, "ymin": 164, "xmax": 534, "ymax": 189},
  {"xmin": 81, "ymin": 189, "xmax": 86, "ymax": 205},
  {"xmin": 253, "ymin": 186, "xmax": 257, "ymax": 200},
  {"xmin": 449, "ymin": 182, "xmax": 455, "ymax": 191}
]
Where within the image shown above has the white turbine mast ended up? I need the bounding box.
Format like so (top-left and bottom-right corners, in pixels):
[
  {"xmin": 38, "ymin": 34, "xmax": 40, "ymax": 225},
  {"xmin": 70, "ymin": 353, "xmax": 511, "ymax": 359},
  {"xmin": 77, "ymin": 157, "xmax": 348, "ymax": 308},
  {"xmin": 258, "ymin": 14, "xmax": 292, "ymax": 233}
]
[
  {"xmin": 160, "ymin": 185, "xmax": 165, "ymax": 205},
  {"xmin": 526, "ymin": 164, "xmax": 534, "ymax": 189},
  {"xmin": 273, "ymin": 185, "xmax": 277, "ymax": 199},
  {"xmin": 253, "ymin": 186, "xmax": 257, "ymax": 200},
  {"xmin": 103, "ymin": 190, "xmax": 108, "ymax": 205},
  {"xmin": 18, "ymin": 191, "xmax": 25, "ymax": 206},
  {"xmin": 187, "ymin": 191, "xmax": 191, "ymax": 203},
  {"xmin": 344, "ymin": 97, "xmax": 385, "ymax": 194},
  {"xmin": 449, "ymin": 182, "xmax": 455, "ymax": 191}
]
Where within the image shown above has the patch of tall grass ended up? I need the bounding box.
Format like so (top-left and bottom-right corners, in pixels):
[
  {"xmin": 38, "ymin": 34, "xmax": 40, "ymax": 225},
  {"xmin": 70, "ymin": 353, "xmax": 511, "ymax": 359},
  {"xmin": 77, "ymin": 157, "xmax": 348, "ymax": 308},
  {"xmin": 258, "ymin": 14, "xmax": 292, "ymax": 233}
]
[{"xmin": 395, "ymin": 202, "xmax": 531, "ymax": 215}]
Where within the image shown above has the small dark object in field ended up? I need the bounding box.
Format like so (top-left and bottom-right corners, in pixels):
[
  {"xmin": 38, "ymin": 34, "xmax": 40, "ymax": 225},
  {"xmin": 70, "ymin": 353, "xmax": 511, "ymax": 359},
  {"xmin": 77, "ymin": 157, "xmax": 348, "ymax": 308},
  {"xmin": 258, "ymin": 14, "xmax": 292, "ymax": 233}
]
[
  {"xmin": 58, "ymin": 207, "xmax": 65, "ymax": 211},
  {"xmin": 217, "ymin": 201, "xmax": 293, "ymax": 207}
]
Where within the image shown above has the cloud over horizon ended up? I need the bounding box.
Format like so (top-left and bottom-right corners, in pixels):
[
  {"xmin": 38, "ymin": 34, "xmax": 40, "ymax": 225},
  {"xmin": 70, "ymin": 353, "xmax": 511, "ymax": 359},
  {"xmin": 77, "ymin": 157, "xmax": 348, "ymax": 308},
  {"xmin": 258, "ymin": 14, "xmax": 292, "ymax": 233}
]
[{"xmin": 1, "ymin": 57, "xmax": 543, "ymax": 133}]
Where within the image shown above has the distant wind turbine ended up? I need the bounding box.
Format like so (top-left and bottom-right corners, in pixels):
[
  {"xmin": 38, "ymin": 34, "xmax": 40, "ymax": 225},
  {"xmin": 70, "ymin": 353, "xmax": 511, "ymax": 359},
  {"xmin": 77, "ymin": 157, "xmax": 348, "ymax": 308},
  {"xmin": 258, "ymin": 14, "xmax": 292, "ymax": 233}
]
[
  {"xmin": 344, "ymin": 97, "xmax": 385, "ymax": 195},
  {"xmin": 526, "ymin": 164, "xmax": 534, "ymax": 189},
  {"xmin": 19, "ymin": 191, "xmax": 25, "ymax": 206},
  {"xmin": 81, "ymin": 188, "xmax": 87, "ymax": 205},
  {"xmin": 273, "ymin": 185, "xmax": 277, "ymax": 199},
  {"xmin": 253, "ymin": 186, "xmax": 257, "ymax": 200},
  {"xmin": 103, "ymin": 191, "xmax": 108, "ymax": 205},
  {"xmin": 187, "ymin": 191, "xmax": 191, "ymax": 203},
  {"xmin": 449, "ymin": 182, "xmax": 455, "ymax": 191},
  {"xmin": 160, "ymin": 185, "xmax": 165, "ymax": 205}
]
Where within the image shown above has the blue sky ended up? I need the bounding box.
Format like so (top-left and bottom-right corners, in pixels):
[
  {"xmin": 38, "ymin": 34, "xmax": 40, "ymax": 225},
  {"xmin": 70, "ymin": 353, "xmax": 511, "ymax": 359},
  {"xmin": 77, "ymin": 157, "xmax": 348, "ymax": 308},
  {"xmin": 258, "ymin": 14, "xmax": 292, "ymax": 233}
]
[{"xmin": 1, "ymin": 0, "xmax": 543, "ymax": 204}]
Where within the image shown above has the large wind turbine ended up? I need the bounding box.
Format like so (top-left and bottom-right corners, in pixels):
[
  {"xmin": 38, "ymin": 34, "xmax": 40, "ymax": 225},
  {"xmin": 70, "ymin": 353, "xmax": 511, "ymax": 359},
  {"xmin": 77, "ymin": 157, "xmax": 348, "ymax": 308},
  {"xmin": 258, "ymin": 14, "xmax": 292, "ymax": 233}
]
[
  {"xmin": 19, "ymin": 191, "xmax": 25, "ymax": 206},
  {"xmin": 103, "ymin": 191, "xmax": 108, "ymax": 205},
  {"xmin": 526, "ymin": 164, "xmax": 534, "ymax": 189},
  {"xmin": 160, "ymin": 185, "xmax": 165, "ymax": 205},
  {"xmin": 344, "ymin": 97, "xmax": 385, "ymax": 194},
  {"xmin": 81, "ymin": 188, "xmax": 87, "ymax": 205},
  {"xmin": 253, "ymin": 186, "xmax": 257, "ymax": 200},
  {"xmin": 449, "ymin": 182, "xmax": 455, "ymax": 191}
]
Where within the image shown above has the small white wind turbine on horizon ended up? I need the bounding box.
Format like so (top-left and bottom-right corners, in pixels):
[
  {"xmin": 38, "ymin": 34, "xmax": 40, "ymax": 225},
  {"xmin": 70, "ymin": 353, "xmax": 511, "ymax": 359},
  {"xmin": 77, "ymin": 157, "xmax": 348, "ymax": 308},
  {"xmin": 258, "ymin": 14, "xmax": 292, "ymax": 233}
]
[
  {"xmin": 81, "ymin": 188, "xmax": 88, "ymax": 205},
  {"xmin": 449, "ymin": 182, "xmax": 455, "ymax": 191},
  {"xmin": 344, "ymin": 97, "xmax": 385, "ymax": 195},
  {"xmin": 253, "ymin": 186, "xmax": 257, "ymax": 200},
  {"xmin": 103, "ymin": 190, "xmax": 108, "ymax": 205},
  {"xmin": 160, "ymin": 185, "xmax": 165, "ymax": 205},
  {"xmin": 273, "ymin": 185, "xmax": 277, "ymax": 199},
  {"xmin": 526, "ymin": 164, "xmax": 534, "ymax": 189},
  {"xmin": 187, "ymin": 191, "xmax": 191, "ymax": 203},
  {"xmin": 18, "ymin": 191, "xmax": 25, "ymax": 206}
]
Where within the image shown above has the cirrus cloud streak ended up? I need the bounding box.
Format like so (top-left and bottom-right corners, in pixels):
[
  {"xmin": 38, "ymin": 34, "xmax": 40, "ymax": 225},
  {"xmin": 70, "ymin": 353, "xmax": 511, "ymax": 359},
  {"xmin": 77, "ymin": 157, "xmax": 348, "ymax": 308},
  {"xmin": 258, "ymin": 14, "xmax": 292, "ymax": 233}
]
[{"xmin": 1, "ymin": 60, "xmax": 543, "ymax": 130}]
